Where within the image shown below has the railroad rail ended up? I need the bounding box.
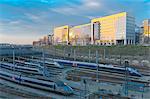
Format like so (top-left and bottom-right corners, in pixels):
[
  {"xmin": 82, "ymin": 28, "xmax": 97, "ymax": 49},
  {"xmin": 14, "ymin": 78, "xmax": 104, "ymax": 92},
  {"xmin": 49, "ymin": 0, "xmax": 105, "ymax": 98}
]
[
  {"xmin": 66, "ymin": 69, "xmax": 149, "ymax": 86},
  {"xmin": 0, "ymin": 83, "xmax": 51, "ymax": 98}
]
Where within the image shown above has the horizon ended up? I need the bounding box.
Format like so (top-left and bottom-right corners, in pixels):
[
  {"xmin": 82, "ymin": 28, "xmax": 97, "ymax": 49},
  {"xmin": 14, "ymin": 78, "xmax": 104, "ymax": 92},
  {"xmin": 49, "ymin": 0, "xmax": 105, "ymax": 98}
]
[{"xmin": 0, "ymin": 0, "xmax": 149, "ymax": 44}]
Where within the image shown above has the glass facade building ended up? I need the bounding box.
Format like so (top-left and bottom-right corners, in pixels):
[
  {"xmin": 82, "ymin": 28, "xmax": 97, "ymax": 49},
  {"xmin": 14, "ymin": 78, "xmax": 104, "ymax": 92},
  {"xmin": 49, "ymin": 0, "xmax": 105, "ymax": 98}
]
[
  {"xmin": 143, "ymin": 19, "xmax": 150, "ymax": 37},
  {"xmin": 54, "ymin": 25, "xmax": 69, "ymax": 45},
  {"xmin": 142, "ymin": 19, "xmax": 150, "ymax": 44},
  {"xmin": 54, "ymin": 12, "xmax": 136, "ymax": 45},
  {"xmin": 91, "ymin": 12, "xmax": 135, "ymax": 45},
  {"xmin": 70, "ymin": 24, "xmax": 91, "ymax": 45}
]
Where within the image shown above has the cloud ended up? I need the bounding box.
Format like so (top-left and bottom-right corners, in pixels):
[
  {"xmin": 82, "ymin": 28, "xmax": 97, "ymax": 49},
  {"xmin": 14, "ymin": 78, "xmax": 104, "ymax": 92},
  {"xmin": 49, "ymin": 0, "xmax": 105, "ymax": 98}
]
[
  {"xmin": 25, "ymin": 13, "xmax": 40, "ymax": 22},
  {"xmin": 50, "ymin": 0, "xmax": 103, "ymax": 19},
  {"xmin": 8, "ymin": 20, "xmax": 21, "ymax": 25},
  {"xmin": 82, "ymin": 0, "xmax": 102, "ymax": 9}
]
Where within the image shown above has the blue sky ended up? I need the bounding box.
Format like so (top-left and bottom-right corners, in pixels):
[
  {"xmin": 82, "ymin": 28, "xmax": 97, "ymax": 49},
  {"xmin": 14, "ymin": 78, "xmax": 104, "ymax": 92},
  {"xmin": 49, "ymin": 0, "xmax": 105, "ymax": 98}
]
[{"xmin": 0, "ymin": 0, "xmax": 149, "ymax": 44}]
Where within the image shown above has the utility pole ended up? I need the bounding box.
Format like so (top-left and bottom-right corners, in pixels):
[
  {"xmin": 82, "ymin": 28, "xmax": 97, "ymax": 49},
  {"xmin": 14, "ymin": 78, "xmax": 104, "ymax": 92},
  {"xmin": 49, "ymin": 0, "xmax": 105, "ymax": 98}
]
[
  {"xmin": 71, "ymin": 47, "xmax": 72, "ymax": 58},
  {"xmin": 13, "ymin": 47, "xmax": 15, "ymax": 66},
  {"xmin": 74, "ymin": 49, "xmax": 76, "ymax": 61},
  {"xmin": 12, "ymin": 45, "xmax": 15, "ymax": 71},
  {"xmin": 42, "ymin": 48, "xmax": 46, "ymax": 76},
  {"xmin": 83, "ymin": 79, "xmax": 87, "ymax": 99},
  {"xmin": 88, "ymin": 49, "xmax": 91, "ymax": 63},
  {"xmin": 63, "ymin": 47, "xmax": 65, "ymax": 59},
  {"xmin": 124, "ymin": 61, "xmax": 129, "ymax": 96},
  {"xmin": 119, "ymin": 47, "xmax": 122, "ymax": 66},
  {"xmin": 96, "ymin": 50, "xmax": 99, "ymax": 83},
  {"xmin": 42, "ymin": 48, "xmax": 45, "ymax": 67},
  {"xmin": 120, "ymin": 54, "xmax": 122, "ymax": 66},
  {"xmin": 103, "ymin": 48, "xmax": 106, "ymax": 61}
]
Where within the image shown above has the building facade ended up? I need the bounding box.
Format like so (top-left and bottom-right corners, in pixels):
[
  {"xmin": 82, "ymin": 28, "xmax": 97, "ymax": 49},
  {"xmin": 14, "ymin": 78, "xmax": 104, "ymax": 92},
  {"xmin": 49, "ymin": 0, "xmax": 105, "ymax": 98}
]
[
  {"xmin": 143, "ymin": 19, "xmax": 150, "ymax": 36},
  {"xmin": 33, "ymin": 34, "xmax": 54, "ymax": 46},
  {"xmin": 91, "ymin": 12, "xmax": 135, "ymax": 45},
  {"xmin": 142, "ymin": 19, "xmax": 150, "ymax": 44},
  {"xmin": 53, "ymin": 12, "xmax": 136, "ymax": 46},
  {"xmin": 54, "ymin": 25, "xmax": 69, "ymax": 45},
  {"xmin": 70, "ymin": 23, "xmax": 91, "ymax": 45}
]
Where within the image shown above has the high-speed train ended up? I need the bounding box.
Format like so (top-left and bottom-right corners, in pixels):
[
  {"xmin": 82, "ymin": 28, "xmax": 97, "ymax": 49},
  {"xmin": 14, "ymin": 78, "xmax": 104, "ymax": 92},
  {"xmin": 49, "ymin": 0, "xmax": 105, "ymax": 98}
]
[
  {"xmin": 15, "ymin": 60, "xmax": 40, "ymax": 68},
  {"xmin": 0, "ymin": 70, "xmax": 74, "ymax": 95},
  {"xmin": 29, "ymin": 59, "xmax": 64, "ymax": 69},
  {"xmin": 18, "ymin": 57, "xmax": 64, "ymax": 69},
  {"xmin": 53, "ymin": 59, "xmax": 142, "ymax": 77},
  {"xmin": 0, "ymin": 61, "xmax": 63, "ymax": 77},
  {"xmin": 0, "ymin": 62, "xmax": 44, "ymax": 75}
]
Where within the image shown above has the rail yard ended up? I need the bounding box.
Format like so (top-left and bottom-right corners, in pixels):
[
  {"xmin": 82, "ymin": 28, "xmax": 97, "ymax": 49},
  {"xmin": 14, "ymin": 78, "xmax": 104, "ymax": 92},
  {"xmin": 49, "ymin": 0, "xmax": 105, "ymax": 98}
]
[{"xmin": 0, "ymin": 44, "xmax": 150, "ymax": 99}]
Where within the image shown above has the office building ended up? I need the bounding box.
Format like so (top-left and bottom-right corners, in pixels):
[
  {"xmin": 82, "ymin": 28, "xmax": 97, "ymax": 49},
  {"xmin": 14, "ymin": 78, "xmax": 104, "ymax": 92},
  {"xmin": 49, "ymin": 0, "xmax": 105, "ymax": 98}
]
[
  {"xmin": 54, "ymin": 25, "xmax": 69, "ymax": 45},
  {"xmin": 91, "ymin": 12, "xmax": 135, "ymax": 45},
  {"xmin": 143, "ymin": 19, "xmax": 150, "ymax": 36},
  {"xmin": 53, "ymin": 12, "xmax": 136, "ymax": 45},
  {"xmin": 142, "ymin": 19, "xmax": 150, "ymax": 44},
  {"xmin": 70, "ymin": 23, "xmax": 91, "ymax": 45}
]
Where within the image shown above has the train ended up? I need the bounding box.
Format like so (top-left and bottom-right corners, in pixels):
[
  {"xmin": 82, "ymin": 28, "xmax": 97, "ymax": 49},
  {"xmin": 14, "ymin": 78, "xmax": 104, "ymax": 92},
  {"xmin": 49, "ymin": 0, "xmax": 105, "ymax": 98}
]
[
  {"xmin": 16, "ymin": 57, "xmax": 64, "ymax": 69},
  {"xmin": 0, "ymin": 62, "xmax": 41, "ymax": 74},
  {"xmin": 53, "ymin": 59, "xmax": 142, "ymax": 77},
  {"xmin": 15, "ymin": 60, "xmax": 40, "ymax": 68},
  {"xmin": 29, "ymin": 59, "xmax": 64, "ymax": 69},
  {"xmin": 0, "ymin": 70, "xmax": 74, "ymax": 95},
  {"xmin": 0, "ymin": 62, "xmax": 56, "ymax": 77}
]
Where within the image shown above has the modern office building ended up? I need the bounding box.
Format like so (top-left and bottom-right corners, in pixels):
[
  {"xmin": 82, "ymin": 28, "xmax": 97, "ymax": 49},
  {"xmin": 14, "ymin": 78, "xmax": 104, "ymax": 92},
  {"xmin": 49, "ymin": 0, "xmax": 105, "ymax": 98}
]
[
  {"xmin": 70, "ymin": 23, "xmax": 91, "ymax": 45},
  {"xmin": 135, "ymin": 25, "xmax": 141, "ymax": 44},
  {"xmin": 54, "ymin": 25, "xmax": 70, "ymax": 45},
  {"xmin": 142, "ymin": 19, "xmax": 150, "ymax": 44},
  {"xmin": 143, "ymin": 19, "xmax": 150, "ymax": 36},
  {"xmin": 91, "ymin": 12, "xmax": 135, "ymax": 45},
  {"xmin": 53, "ymin": 12, "xmax": 136, "ymax": 45}
]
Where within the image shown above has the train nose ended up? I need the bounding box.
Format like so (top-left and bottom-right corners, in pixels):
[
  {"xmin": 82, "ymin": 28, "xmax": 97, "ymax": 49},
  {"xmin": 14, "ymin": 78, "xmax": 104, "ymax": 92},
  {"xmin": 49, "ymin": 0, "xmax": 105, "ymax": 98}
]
[
  {"xmin": 133, "ymin": 72, "xmax": 142, "ymax": 77},
  {"xmin": 138, "ymin": 73, "xmax": 142, "ymax": 77},
  {"xmin": 64, "ymin": 86, "xmax": 74, "ymax": 94}
]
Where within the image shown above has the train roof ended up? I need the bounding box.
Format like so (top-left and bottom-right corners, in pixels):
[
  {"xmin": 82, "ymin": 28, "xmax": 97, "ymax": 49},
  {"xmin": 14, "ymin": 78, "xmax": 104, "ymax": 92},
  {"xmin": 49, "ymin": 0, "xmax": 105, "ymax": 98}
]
[
  {"xmin": 1, "ymin": 62, "xmax": 39, "ymax": 71},
  {"xmin": 0, "ymin": 70, "xmax": 55, "ymax": 85},
  {"xmin": 54, "ymin": 59, "xmax": 129, "ymax": 71}
]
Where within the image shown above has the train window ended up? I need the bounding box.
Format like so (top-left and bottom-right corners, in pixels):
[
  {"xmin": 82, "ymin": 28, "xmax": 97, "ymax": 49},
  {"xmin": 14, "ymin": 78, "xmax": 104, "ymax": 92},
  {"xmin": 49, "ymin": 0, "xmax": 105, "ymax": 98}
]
[
  {"xmin": 56, "ymin": 81, "xmax": 65, "ymax": 86},
  {"xmin": 24, "ymin": 79, "xmax": 53, "ymax": 88},
  {"xmin": 0, "ymin": 73, "xmax": 11, "ymax": 78},
  {"xmin": 21, "ymin": 68, "xmax": 38, "ymax": 72}
]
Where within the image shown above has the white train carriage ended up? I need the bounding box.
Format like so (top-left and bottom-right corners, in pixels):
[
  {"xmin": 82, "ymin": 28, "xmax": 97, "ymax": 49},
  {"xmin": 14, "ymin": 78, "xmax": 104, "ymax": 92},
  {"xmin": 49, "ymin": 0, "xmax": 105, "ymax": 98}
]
[
  {"xmin": 53, "ymin": 59, "xmax": 142, "ymax": 77},
  {"xmin": 29, "ymin": 59, "xmax": 64, "ymax": 69},
  {"xmin": 0, "ymin": 70, "xmax": 73, "ymax": 95},
  {"xmin": 0, "ymin": 62, "xmax": 43, "ymax": 75}
]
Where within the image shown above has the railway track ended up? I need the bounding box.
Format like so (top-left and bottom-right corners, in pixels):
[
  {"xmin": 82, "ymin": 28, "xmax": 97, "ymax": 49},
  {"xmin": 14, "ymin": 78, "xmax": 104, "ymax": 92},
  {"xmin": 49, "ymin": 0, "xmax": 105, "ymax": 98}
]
[
  {"xmin": 0, "ymin": 83, "xmax": 50, "ymax": 98},
  {"xmin": 66, "ymin": 69, "xmax": 149, "ymax": 86},
  {"xmin": 66, "ymin": 74, "xmax": 149, "ymax": 86},
  {"xmin": 75, "ymin": 67, "xmax": 141, "ymax": 78},
  {"xmin": 112, "ymin": 65, "xmax": 150, "ymax": 76},
  {"xmin": 10, "ymin": 56, "xmax": 150, "ymax": 75},
  {"xmin": 133, "ymin": 67, "xmax": 150, "ymax": 76}
]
